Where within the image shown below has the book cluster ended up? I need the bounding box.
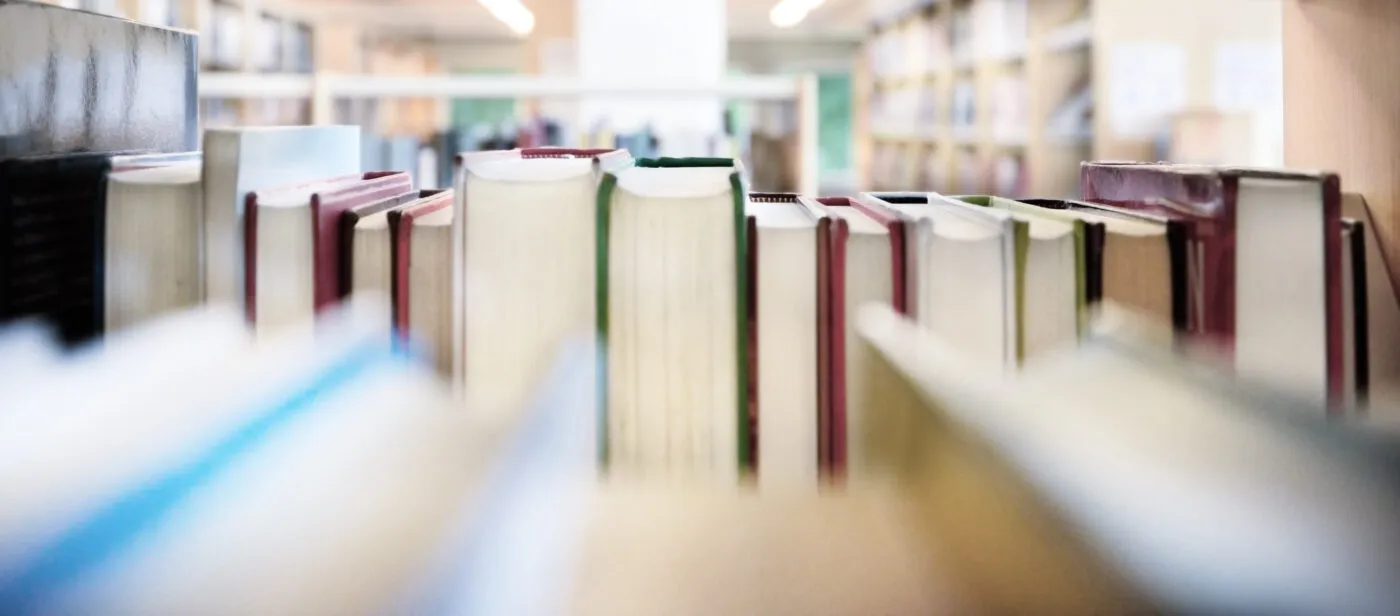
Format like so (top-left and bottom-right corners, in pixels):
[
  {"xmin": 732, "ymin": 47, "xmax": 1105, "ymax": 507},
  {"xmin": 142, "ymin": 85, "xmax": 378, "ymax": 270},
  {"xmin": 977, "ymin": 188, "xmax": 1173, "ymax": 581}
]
[{"xmin": 3, "ymin": 2, "xmax": 1398, "ymax": 614}]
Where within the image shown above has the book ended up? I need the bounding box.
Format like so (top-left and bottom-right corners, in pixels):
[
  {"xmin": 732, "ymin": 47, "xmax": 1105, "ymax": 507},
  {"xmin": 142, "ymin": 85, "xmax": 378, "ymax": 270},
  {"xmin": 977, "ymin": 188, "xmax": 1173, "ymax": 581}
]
[
  {"xmin": 1081, "ymin": 162, "xmax": 1345, "ymax": 405},
  {"xmin": 340, "ymin": 189, "xmax": 442, "ymax": 307},
  {"xmin": 855, "ymin": 302, "xmax": 1400, "ymax": 615},
  {"xmin": 746, "ymin": 192, "xmax": 828, "ymax": 488},
  {"xmin": 1341, "ymin": 219, "xmax": 1369, "ymax": 411},
  {"xmin": 597, "ymin": 157, "xmax": 746, "ymax": 477},
  {"xmin": 456, "ymin": 148, "xmax": 631, "ymax": 411},
  {"xmin": 862, "ymin": 192, "xmax": 1024, "ymax": 368},
  {"xmin": 0, "ymin": 151, "xmax": 140, "ymax": 345},
  {"xmin": 1040, "ymin": 198, "xmax": 1189, "ymax": 335},
  {"xmin": 1018, "ymin": 199, "xmax": 1107, "ymax": 308},
  {"xmin": 104, "ymin": 159, "xmax": 203, "ymax": 331},
  {"xmin": 956, "ymin": 195, "xmax": 1080, "ymax": 356},
  {"xmin": 1340, "ymin": 193, "xmax": 1400, "ymax": 411},
  {"xmin": 817, "ymin": 196, "xmax": 899, "ymax": 473},
  {"xmin": 390, "ymin": 190, "xmax": 454, "ymax": 375},
  {"xmin": 202, "ymin": 125, "xmax": 361, "ymax": 308},
  {"xmin": 244, "ymin": 171, "xmax": 412, "ymax": 335},
  {"xmin": 0, "ymin": 0, "xmax": 198, "ymax": 159}
]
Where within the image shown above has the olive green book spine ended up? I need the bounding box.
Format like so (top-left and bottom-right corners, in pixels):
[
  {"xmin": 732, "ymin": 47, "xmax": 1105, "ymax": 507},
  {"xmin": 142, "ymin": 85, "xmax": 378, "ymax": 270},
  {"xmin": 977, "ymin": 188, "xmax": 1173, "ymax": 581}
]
[
  {"xmin": 595, "ymin": 172, "xmax": 618, "ymax": 467},
  {"xmin": 1011, "ymin": 219, "xmax": 1030, "ymax": 365}
]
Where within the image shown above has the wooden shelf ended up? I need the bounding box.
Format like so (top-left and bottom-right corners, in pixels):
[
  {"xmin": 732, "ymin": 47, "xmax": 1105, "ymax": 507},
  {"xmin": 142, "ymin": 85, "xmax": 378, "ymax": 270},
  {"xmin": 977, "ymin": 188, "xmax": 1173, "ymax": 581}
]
[{"xmin": 858, "ymin": 0, "xmax": 1092, "ymax": 197}]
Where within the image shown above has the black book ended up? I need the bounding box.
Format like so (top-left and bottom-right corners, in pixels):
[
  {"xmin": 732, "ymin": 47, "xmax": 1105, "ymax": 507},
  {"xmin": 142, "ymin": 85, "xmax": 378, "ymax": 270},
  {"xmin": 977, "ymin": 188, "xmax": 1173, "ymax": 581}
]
[{"xmin": 0, "ymin": 151, "xmax": 138, "ymax": 345}]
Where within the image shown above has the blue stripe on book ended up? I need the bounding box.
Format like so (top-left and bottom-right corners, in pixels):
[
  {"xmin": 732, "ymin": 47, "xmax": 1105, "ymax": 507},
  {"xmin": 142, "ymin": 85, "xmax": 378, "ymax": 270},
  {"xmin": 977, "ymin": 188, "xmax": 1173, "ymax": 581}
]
[{"xmin": 0, "ymin": 341, "xmax": 401, "ymax": 611}]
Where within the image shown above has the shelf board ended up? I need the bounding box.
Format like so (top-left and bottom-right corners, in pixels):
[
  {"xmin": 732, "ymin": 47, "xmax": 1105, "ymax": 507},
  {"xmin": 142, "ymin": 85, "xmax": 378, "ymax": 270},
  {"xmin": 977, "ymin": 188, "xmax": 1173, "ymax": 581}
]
[{"xmin": 1044, "ymin": 18, "xmax": 1092, "ymax": 53}]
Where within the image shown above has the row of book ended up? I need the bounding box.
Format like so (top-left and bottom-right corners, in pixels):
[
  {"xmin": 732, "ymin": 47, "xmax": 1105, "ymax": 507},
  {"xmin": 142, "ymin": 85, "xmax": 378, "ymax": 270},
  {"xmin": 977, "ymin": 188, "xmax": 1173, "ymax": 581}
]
[
  {"xmin": 4, "ymin": 225, "xmax": 1396, "ymax": 615},
  {"xmin": 1, "ymin": 124, "xmax": 1380, "ymax": 488}
]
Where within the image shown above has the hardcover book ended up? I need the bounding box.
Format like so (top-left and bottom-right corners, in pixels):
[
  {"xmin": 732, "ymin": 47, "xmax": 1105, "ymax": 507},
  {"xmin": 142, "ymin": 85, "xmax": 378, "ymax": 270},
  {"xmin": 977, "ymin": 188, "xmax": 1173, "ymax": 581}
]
[{"xmin": 1081, "ymin": 162, "xmax": 1344, "ymax": 405}]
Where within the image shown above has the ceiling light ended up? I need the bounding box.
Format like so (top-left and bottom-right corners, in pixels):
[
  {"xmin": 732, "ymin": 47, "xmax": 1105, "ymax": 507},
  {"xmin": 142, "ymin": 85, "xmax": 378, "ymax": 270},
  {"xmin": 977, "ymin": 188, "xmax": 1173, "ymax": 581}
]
[
  {"xmin": 770, "ymin": 0, "xmax": 826, "ymax": 28},
  {"xmin": 479, "ymin": 0, "xmax": 535, "ymax": 36}
]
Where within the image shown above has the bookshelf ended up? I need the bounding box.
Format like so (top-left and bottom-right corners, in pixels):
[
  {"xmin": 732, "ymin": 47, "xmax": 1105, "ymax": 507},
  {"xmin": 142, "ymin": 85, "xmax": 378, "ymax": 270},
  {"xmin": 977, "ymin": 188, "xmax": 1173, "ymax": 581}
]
[{"xmin": 857, "ymin": 0, "xmax": 1093, "ymax": 197}]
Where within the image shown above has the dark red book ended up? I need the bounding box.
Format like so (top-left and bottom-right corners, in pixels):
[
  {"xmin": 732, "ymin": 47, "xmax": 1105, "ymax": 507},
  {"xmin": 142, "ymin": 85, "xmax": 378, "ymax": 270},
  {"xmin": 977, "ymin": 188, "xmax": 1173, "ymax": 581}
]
[
  {"xmin": 1081, "ymin": 162, "xmax": 1344, "ymax": 406},
  {"xmin": 388, "ymin": 190, "xmax": 453, "ymax": 338},
  {"xmin": 243, "ymin": 172, "xmax": 412, "ymax": 325},
  {"xmin": 815, "ymin": 195, "xmax": 909, "ymax": 473},
  {"xmin": 337, "ymin": 189, "xmax": 444, "ymax": 300}
]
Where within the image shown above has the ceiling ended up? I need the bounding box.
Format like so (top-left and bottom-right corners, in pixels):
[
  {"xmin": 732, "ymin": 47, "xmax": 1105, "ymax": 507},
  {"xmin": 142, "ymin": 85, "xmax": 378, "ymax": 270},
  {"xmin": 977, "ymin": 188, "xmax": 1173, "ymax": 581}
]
[{"xmin": 272, "ymin": 0, "xmax": 867, "ymax": 42}]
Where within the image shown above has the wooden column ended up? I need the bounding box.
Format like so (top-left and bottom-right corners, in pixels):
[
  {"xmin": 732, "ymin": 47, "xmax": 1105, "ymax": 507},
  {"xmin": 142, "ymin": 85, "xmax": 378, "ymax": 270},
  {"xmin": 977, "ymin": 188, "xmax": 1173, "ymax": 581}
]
[
  {"xmin": 1284, "ymin": 0, "xmax": 1400, "ymax": 287},
  {"xmin": 1284, "ymin": 0, "xmax": 1400, "ymax": 409}
]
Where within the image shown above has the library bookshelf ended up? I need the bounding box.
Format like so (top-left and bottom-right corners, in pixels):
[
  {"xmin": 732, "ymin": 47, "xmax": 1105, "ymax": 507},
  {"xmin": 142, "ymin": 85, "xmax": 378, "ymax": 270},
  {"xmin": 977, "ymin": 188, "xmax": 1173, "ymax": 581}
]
[{"xmin": 857, "ymin": 0, "xmax": 1093, "ymax": 198}]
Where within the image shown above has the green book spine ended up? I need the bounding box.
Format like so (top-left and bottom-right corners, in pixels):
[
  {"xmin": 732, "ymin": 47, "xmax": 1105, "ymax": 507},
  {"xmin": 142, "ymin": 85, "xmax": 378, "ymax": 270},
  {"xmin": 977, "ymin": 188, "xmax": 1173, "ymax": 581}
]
[
  {"xmin": 635, "ymin": 157, "xmax": 735, "ymax": 168},
  {"xmin": 595, "ymin": 172, "xmax": 618, "ymax": 467},
  {"xmin": 1012, "ymin": 220, "xmax": 1030, "ymax": 365},
  {"xmin": 729, "ymin": 172, "xmax": 750, "ymax": 470}
]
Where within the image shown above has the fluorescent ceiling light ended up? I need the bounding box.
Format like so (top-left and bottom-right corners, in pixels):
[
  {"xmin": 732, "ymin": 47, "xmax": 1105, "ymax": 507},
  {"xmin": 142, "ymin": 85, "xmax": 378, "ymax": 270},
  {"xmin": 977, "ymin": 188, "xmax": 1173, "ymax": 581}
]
[
  {"xmin": 479, "ymin": 0, "xmax": 535, "ymax": 35},
  {"xmin": 770, "ymin": 0, "xmax": 826, "ymax": 28}
]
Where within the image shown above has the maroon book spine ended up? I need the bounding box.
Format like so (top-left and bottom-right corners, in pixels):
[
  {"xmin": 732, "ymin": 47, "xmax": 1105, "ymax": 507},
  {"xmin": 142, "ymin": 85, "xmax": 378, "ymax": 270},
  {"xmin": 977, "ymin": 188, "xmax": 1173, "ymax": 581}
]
[
  {"xmin": 817, "ymin": 197, "xmax": 853, "ymax": 476},
  {"xmin": 310, "ymin": 172, "xmax": 414, "ymax": 313},
  {"xmin": 388, "ymin": 191, "xmax": 453, "ymax": 342}
]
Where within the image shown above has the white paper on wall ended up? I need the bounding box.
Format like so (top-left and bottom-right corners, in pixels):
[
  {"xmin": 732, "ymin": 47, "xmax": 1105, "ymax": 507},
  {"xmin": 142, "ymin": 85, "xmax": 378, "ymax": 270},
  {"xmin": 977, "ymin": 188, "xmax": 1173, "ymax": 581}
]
[
  {"xmin": 1213, "ymin": 42, "xmax": 1284, "ymax": 112},
  {"xmin": 1108, "ymin": 43, "xmax": 1187, "ymax": 139}
]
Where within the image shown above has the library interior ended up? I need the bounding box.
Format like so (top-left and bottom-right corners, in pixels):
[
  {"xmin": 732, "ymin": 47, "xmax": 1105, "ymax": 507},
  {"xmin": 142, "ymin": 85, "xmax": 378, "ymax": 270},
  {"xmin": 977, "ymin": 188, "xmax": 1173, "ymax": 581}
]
[{"xmin": 3, "ymin": 0, "xmax": 1400, "ymax": 613}]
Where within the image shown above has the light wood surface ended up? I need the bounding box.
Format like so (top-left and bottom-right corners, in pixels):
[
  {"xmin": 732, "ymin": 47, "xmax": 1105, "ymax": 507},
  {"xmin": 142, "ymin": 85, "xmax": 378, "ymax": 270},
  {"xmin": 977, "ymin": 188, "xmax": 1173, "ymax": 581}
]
[{"xmin": 570, "ymin": 481, "xmax": 961, "ymax": 616}]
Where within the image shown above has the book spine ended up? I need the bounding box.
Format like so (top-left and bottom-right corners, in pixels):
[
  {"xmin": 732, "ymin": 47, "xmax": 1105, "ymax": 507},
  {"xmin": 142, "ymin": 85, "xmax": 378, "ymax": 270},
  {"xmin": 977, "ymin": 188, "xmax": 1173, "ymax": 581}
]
[
  {"xmin": 731, "ymin": 173, "xmax": 752, "ymax": 471},
  {"xmin": 594, "ymin": 173, "xmax": 619, "ymax": 467}
]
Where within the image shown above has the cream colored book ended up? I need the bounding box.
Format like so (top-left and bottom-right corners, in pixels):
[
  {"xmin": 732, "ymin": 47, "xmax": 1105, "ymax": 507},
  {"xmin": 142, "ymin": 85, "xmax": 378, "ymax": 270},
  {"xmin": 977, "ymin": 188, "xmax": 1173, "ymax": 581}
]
[
  {"xmin": 957, "ymin": 195, "xmax": 1082, "ymax": 353},
  {"xmin": 455, "ymin": 148, "xmax": 633, "ymax": 414},
  {"xmin": 104, "ymin": 162, "xmax": 203, "ymax": 331},
  {"xmin": 597, "ymin": 158, "xmax": 746, "ymax": 479},
  {"xmin": 860, "ymin": 192, "xmax": 1022, "ymax": 369},
  {"xmin": 747, "ymin": 193, "xmax": 825, "ymax": 489}
]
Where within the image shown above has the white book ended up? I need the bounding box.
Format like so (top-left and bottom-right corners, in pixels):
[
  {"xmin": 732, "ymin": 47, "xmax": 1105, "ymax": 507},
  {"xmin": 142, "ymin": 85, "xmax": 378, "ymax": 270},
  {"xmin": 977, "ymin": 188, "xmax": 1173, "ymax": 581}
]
[
  {"xmin": 748, "ymin": 195, "xmax": 822, "ymax": 489},
  {"xmin": 856, "ymin": 193, "xmax": 1024, "ymax": 366},
  {"xmin": 455, "ymin": 149, "xmax": 632, "ymax": 414},
  {"xmin": 600, "ymin": 161, "xmax": 746, "ymax": 479},
  {"xmin": 104, "ymin": 163, "xmax": 202, "ymax": 332},
  {"xmin": 201, "ymin": 126, "xmax": 360, "ymax": 309}
]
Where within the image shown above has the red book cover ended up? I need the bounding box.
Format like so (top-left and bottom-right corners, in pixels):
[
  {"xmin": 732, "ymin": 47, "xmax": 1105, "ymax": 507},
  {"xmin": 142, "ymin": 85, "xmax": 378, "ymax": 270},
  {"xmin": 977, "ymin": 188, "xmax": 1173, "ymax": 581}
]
[
  {"xmin": 817, "ymin": 194, "xmax": 901, "ymax": 473},
  {"xmin": 337, "ymin": 189, "xmax": 446, "ymax": 299},
  {"xmin": 1081, "ymin": 162, "xmax": 1343, "ymax": 405},
  {"xmin": 847, "ymin": 196, "xmax": 911, "ymax": 315},
  {"xmin": 310, "ymin": 172, "xmax": 414, "ymax": 312},
  {"xmin": 244, "ymin": 172, "xmax": 412, "ymax": 323},
  {"xmin": 244, "ymin": 173, "xmax": 363, "ymax": 323},
  {"xmin": 388, "ymin": 190, "xmax": 453, "ymax": 340}
]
